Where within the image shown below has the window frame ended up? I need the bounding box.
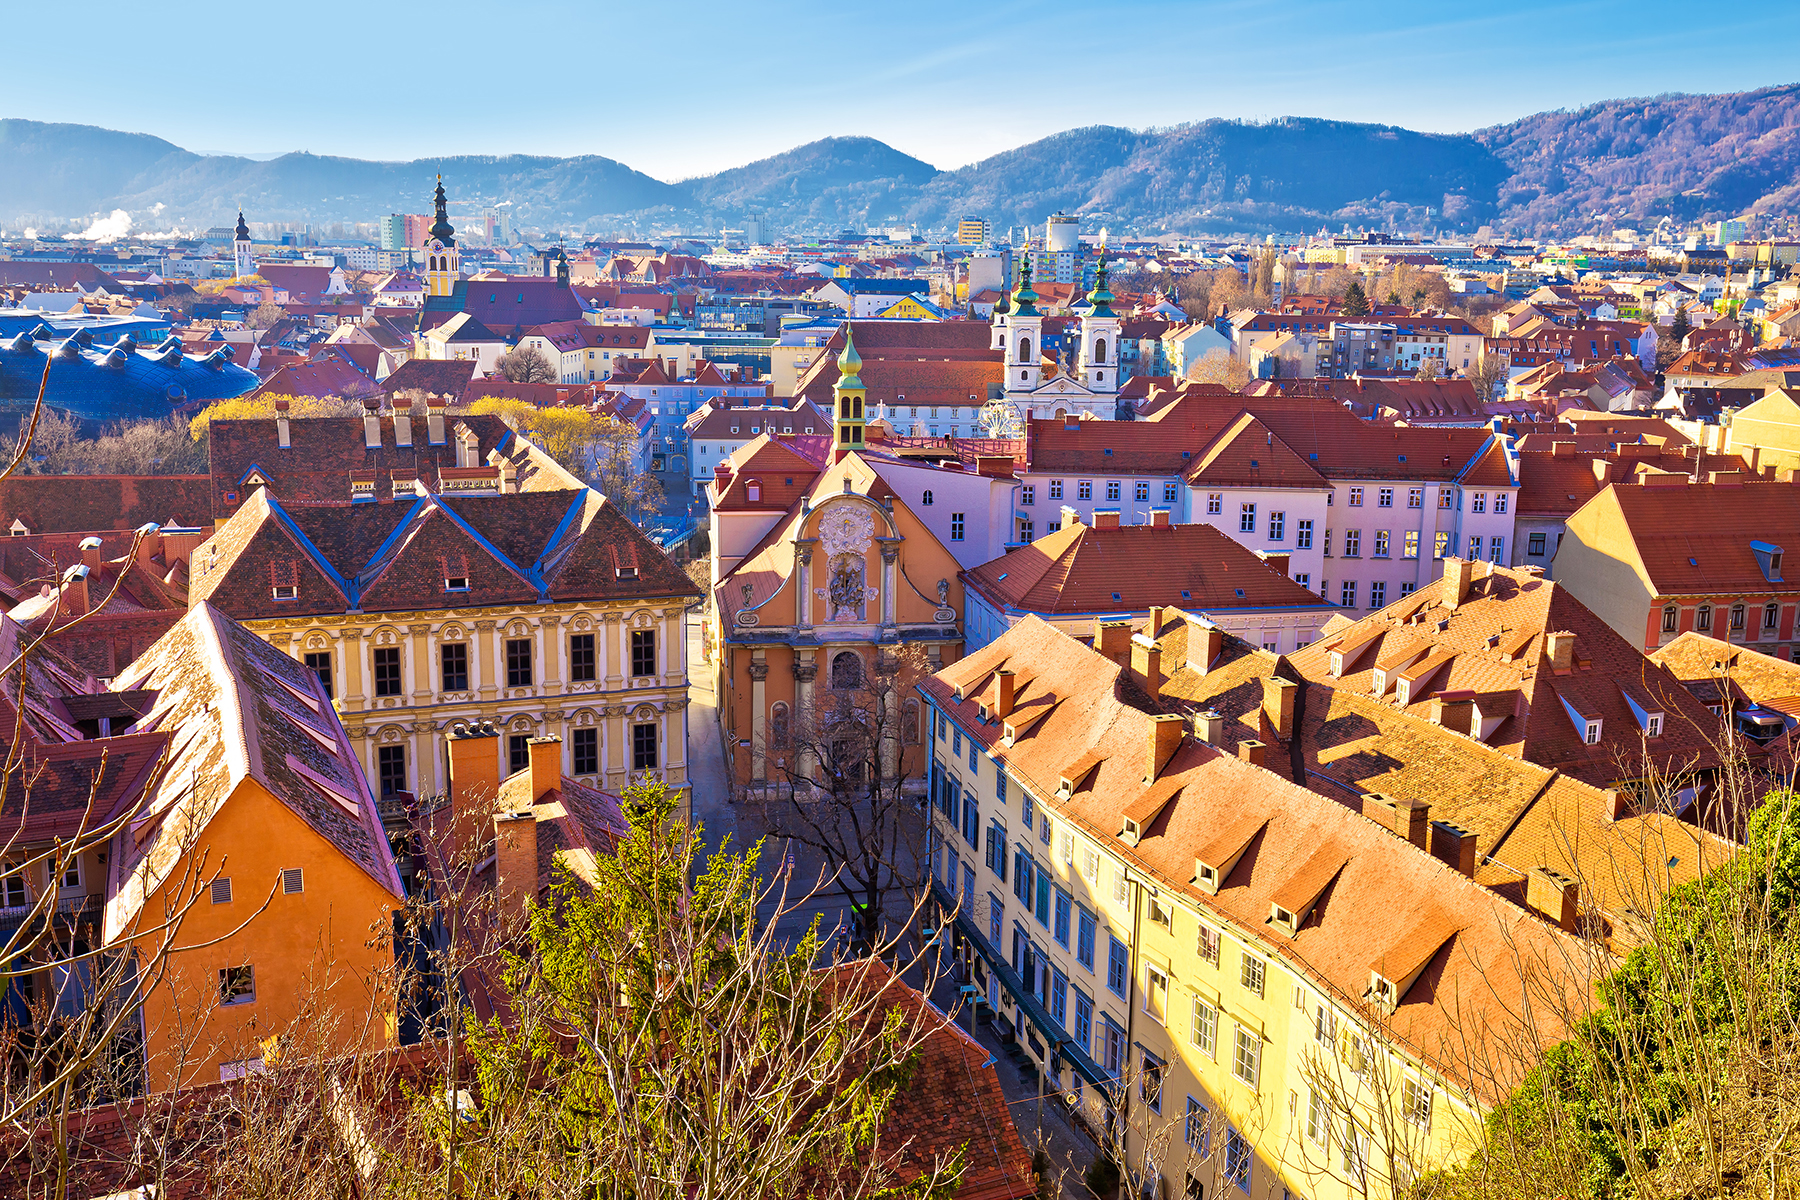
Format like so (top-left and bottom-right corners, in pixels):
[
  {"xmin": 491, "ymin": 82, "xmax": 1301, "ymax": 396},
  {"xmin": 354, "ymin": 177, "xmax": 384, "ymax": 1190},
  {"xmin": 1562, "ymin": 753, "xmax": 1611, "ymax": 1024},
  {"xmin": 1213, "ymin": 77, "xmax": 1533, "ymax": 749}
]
[
  {"xmin": 505, "ymin": 638, "xmax": 534, "ymax": 688},
  {"xmin": 371, "ymin": 646, "xmax": 403, "ymax": 697}
]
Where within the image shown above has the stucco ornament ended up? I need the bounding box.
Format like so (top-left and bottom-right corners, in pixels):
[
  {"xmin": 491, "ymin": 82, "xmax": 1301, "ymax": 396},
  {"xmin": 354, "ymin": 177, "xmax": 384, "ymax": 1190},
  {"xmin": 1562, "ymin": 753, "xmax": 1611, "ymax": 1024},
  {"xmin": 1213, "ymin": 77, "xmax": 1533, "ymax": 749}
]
[{"xmin": 816, "ymin": 502, "xmax": 875, "ymax": 558}]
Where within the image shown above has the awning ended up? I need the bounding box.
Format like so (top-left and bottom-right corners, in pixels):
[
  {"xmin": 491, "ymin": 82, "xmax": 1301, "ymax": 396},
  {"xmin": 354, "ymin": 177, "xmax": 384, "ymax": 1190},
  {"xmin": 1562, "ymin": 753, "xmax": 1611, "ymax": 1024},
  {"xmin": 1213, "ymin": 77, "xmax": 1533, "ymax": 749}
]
[{"xmin": 939, "ymin": 884, "xmax": 1111, "ymax": 1089}]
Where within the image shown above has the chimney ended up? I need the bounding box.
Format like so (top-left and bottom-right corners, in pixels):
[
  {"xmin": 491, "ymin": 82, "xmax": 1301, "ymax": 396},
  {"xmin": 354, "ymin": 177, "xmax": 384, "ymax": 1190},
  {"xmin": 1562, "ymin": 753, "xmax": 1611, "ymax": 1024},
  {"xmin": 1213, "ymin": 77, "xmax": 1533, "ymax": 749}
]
[
  {"xmin": 59, "ymin": 564, "xmax": 89, "ymax": 619},
  {"xmin": 1147, "ymin": 605, "xmax": 1164, "ymax": 634},
  {"xmin": 1592, "ymin": 458, "xmax": 1614, "ymax": 484},
  {"xmin": 1188, "ymin": 623, "xmax": 1224, "ymax": 674},
  {"xmin": 1394, "ymin": 798, "xmax": 1431, "ymax": 850},
  {"xmin": 493, "ymin": 810, "xmax": 539, "ymax": 920},
  {"xmin": 1092, "ymin": 510, "xmax": 1121, "ymax": 530},
  {"xmin": 1150, "ymin": 508, "xmax": 1171, "ymax": 527},
  {"xmin": 1061, "ymin": 505, "xmax": 1080, "ymax": 528},
  {"xmin": 1095, "ymin": 620, "xmax": 1132, "ymax": 665},
  {"xmin": 1525, "ymin": 866, "xmax": 1579, "ymax": 932},
  {"xmin": 1194, "ymin": 710, "xmax": 1224, "ymax": 746},
  {"xmin": 527, "ymin": 735, "xmax": 563, "ymax": 801},
  {"xmin": 1146, "ymin": 713, "xmax": 1184, "ymax": 782},
  {"xmin": 1238, "ymin": 739, "xmax": 1266, "ymax": 769},
  {"xmin": 1430, "ymin": 690, "xmax": 1475, "ymax": 734},
  {"xmin": 427, "ymin": 395, "xmax": 447, "ymax": 445},
  {"xmin": 1547, "ymin": 631, "xmax": 1575, "ymax": 674},
  {"xmin": 993, "ymin": 669, "xmax": 1016, "ymax": 719},
  {"xmin": 1261, "ymin": 551, "xmax": 1290, "ymax": 577},
  {"xmin": 1551, "ymin": 440, "xmax": 1575, "ymax": 458},
  {"xmin": 132, "ymin": 523, "xmax": 163, "ymax": 568},
  {"xmin": 79, "ymin": 535, "xmax": 103, "ymax": 570},
  {"xmin": 1130, "ymin": 634, "xmax": 1164, "ymax": 697},
  {"xmin": 714, "ymin": 461, "xmax": 733, "ymax": 492},
  {"xmin": 1429, "ymin": 820, "xmax": 1478, "ymax": 876},
  {"xmin": 1602, "ymin": 788, "xmax": 1630, "ymax": 822},
  {"xmin": 362, "ymin": 396, "xmax": 382, "ymax": 448},
  {"xmin": 1260, "ymin": 676, "xmax": 1297, "ymax": 741},
  {"xmin": 274, "ymin": 396, "xmax": 291, "ymax": 448},
  {"xmin": 447, "ymin": 722, "xmax": 503, "ymax": 853},
  {"xmin": 395, "ymin": 407, "xmax": 413, "ymax": 447},
  {"xmin": 1443, "ymin": 557, "xmax": 1475, "ymax": 609},
  {"xmin": 458, "ymin": 423, "xmax": 480, "ymax": 468}
]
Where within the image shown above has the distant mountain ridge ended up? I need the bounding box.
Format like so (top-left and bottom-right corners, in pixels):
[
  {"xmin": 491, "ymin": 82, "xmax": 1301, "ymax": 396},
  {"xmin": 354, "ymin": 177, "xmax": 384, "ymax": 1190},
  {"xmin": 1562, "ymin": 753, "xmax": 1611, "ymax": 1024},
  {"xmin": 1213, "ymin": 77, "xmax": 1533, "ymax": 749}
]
[{"xmin": 4, "ymin": 85, "xmax": 1799, "ymax": 237}]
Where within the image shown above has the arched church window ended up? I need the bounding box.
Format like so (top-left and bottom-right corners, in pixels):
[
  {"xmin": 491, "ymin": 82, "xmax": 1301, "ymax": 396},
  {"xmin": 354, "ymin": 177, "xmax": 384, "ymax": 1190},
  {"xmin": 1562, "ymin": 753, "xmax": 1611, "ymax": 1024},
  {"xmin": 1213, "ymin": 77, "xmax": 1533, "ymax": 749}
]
[
  {"xmin": 1018, "ymin": 336, "xmax": 1032, "ymax": 363},
  {"xmin": 903, "ymin": 699, "xmax": 921, "ymax": 745},
  {"xmin": 831, "ymin": 650, "xmax": 863, "ymax": 690},
  {"xmin": 770, "ymin": 702, "xmax": 791, "ymax": 748},
  {"xmin": 1094, "ymin": 338, "xmax": 1107, "ymax": 363}
]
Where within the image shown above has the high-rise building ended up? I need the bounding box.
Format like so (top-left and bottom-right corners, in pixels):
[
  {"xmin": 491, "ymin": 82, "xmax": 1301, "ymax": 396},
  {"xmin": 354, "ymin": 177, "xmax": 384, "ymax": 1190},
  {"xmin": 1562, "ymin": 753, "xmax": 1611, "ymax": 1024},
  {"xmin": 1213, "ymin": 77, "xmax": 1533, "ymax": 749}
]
[
  {"xmin": 957, "ymin": 218, "xmax": 990, "ymax": 245},
  {"xmin": 379, "ymin": 213, "xmax": 431, "ymax": 252}
]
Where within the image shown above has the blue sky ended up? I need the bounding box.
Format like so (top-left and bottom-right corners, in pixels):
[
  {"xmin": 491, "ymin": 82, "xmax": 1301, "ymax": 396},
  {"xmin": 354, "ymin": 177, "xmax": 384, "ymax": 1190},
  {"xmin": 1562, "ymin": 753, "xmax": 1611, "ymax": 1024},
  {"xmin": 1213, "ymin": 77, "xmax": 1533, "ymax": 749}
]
[{"xmin": 11, "ymin": 0, "xmax": 1799, "ymax": 180}]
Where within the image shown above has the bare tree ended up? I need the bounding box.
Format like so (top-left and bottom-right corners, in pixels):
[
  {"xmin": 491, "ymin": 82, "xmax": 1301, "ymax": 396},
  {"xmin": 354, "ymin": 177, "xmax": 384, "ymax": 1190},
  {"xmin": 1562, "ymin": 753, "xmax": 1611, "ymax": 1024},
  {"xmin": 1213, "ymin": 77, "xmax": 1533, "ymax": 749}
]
[
  {"xmin": 495, "ymin": 344, "xmax": 558, "ymax": 385},
  {"xmin": 1184, "ymin": 349, "xmax": 1251, "ymax": 391}
]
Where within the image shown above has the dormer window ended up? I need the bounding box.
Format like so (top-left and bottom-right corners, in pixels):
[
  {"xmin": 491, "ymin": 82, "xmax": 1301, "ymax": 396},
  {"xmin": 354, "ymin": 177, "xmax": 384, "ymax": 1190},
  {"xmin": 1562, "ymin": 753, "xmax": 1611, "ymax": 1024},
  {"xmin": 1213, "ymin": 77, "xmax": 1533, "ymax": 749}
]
[
  {"xmin": 1271, "ymin": 904, "xmax": 1297, "ymax": 932},
  {"xmin": 1195, "ymin": 862, "xmax": 1218, "ymax": 891},
  {"xmin": 616, "ymin": 567, "xmax": 639, "ymax": 580},
  {"xmin": 1370, "ymin": 971, "xmax": 1397, "ymax": 1009},
  {"xmin": 1149, "ymin": 896, "xmax": 1172, "ymax": 928},
  {"xmin": 445, "ymin": 577, "xmax": 469, "ymax": 592},
  {"xmin": 1646, "ymin": 713, "xmax": 1662, "ymax": 737},
  {"xmin": 1585, "ymin": 720, "xmax": 1601, "ymax": 745},
  {"xmin": 271, "ymin": 585, "xmax": 297, "ymax": 601},
  {"xmin": 745, "ymin": 480, "xmax": 761, "ymax": 502},
  {"xmin": 1120, "ymin": 817, "xmax": 1142, "ymax": 845}
]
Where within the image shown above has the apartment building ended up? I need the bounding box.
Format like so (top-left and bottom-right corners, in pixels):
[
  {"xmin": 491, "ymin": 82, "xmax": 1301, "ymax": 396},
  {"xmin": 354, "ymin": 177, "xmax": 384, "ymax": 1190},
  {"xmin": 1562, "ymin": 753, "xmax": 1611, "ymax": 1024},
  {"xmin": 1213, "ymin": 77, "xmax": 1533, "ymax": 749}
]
[{"xmin": 919, "ymin": 616, "xmax": 1597, "ymax": 1200}]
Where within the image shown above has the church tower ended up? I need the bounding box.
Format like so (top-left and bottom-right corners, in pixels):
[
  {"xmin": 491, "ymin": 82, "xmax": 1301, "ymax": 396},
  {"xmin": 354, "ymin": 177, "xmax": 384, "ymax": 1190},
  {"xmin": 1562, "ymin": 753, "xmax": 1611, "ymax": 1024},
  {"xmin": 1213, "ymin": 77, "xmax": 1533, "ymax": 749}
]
[
  {"xmin": 832, "ymin": 325, "xmax": 867, "ymax": 462},
  {"xmin": 423, "ymin": 175, "xmax": 459, "ymax": 298},
  {"xmin": 1079, "ymin": 251, "xmax": 1121, "ymax": 398},
  {"xmin": 1003, "ymin": 259, "xmax": 1043, "ymax": 395},
  {"xmin": 232, "ymin": 210, "xmax": 253, "ymax": 279}
]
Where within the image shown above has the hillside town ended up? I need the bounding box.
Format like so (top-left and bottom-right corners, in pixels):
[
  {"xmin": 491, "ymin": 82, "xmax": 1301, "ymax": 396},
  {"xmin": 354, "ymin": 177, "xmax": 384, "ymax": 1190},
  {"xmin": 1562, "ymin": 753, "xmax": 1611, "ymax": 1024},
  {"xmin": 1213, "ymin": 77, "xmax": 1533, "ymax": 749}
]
[{"xmin": 0, "ymin": 170, "xmax": 1799, "ymax": 1198}]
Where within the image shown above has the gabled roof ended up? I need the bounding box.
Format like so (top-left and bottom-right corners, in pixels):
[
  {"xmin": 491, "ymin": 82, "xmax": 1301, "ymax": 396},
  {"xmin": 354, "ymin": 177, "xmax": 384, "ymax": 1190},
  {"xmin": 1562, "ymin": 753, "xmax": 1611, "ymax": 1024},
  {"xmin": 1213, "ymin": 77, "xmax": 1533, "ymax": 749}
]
[
  {"xmin": 1186, "ymin": 413, "xmax": 1329, "ymax": 489},
  {"xmin": 1571, "ymin": 479, "xmax": 1800, "ymax": 599}
]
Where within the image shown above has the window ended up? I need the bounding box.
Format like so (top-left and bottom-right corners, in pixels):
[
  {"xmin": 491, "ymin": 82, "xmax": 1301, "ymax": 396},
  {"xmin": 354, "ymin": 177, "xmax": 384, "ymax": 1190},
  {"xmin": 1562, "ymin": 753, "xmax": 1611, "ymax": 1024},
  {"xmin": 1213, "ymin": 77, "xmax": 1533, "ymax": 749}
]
[
  {"xmin": 441, "ymin": 642, "xmax": 468, "ymax": 692},
  {"xmin": 281, "ymin": 867, "xmax": 304, "ymax": 895},
  {"xmin": 1077, "ymin": 907, "xmax": 1096, "ymax": 969},
  {"xmin": 377, "ymin": 745, "xmax": 406, "ymax": 796},
  {"xmin": 631, "ymin": 629, "xmax": 656, "ymax": 677},
  {"xmin": 220, "ymin": 965, "xmax": 255, "ymax": 1006},
  {"xmin": 1232, "ymin": 1026, "xmax": 1261, "ymax": 1088},
  {"xmin": 1020, "ymin": 790, "xmax": 1032, "ymax": 828},
  {"xmin": 1490, "ymin": 536, "xmax": 1505, "ymax": 562},
  {"xmin": 1347, "ymin": 486, "xmax": 1363, "ymax": 507},
  {"xmin": 1049, "ymin": 478, "xmax": 1063, "ymax": 500},
  {"xmin": 1106, "ymin": 481, "xmax": 1121, "ymax": 502},
  {"xmin": 989, "ymin": 892, "xmax": 1003, "ymax": 943},
  {"xmin": 950, "ymin": 513, "xmax": 965, "ymax": 541},
  {"xmin": 1343, "ymin": 529, "xmax": 1359, "ymax": 557},
  {"xmin": 1662, "ymin": 607, "xmax": 1679, "ymax": 633},
  {"xmin": 1495, "ymin": 492, "xmax": 1509, "ymax": 514},
  {"xmin": 303, "ymin": 652, "xmax": 332, "ymax": 699},
  {"xmin": 444, "ymin": 575, "xmax": 469, "ymax": 592},
  {"xmin": 1014, "ymin": 847, "xmax": 1033, "ymax": 904},
  {"xmin": 1239, "ymin": 952, "xmax": 1265, "ymax": 996},
  {"xmin": 1404, "ymin": 1077, "xmax": 1434, "ymax": 1129},
  {"xmin": 1164, "ymin": 481, "xmax": 1179, "ymax": 503},
  {"xmin": 1107, "ymin": 935, "xmax": 1129, "ymax": 998},
  {"xmin": 985, "ymin": 822, "xmax": 1006, "ymax": 876},
  {"xmin": 1378, "ymin": 487, "xmax": 1393, "ymax": 508},
  {"xmin": 1697, "ymin": 605, "xmax": 1712, "ymax": 631},
  {"xmin": 570, "ymin": 633, "xmax": 596, "ymax": 682},
  {"xmin": 1369, "ymin": 581, "xmax": 1386, "ymax": 608},
  {"xmin": 1074, "ymin": 988, "xmax": 1094, "ymax": 1053},
  {"xmin": 1240, "ymin": 503, "xmax": 1256, "ymax": 533},
  {"xmin": 1191, "ymin": 996, "xmax": 1218, "ymax": 1057},
  {"xmin": 633, "ymin": 722, "xmax": 658, "ymax": 771},
  {"xmin": 1296, "ymin": 519, "xmax": 1312, "ymax": 549},
  {"xmin": 1207, "ymin": 492, "xmax": 1222, "ymax": 514},
  {"xmin": 922, "ymin": 489, "xmax": 934, "ymax": 506},
  {"xmin": 1103, "ymin": 1016, "xmax": 1125, "ymax": 1076},
  {"xmin": 573, "ymin": 727, "xmax": 598, "ymax": 774},
  {"xmin": 0, "ymin": 866, "xmax": 23, "ymax": 908},
  {"xmin": 1307, "ymin": 1090, "xmax": 1331, "ymax": 1146},
  {"xmin": 1050, "ymin": 967, "xmax": 1068, "ymax": 1028},
  {"xmin": 1731, "ymin": 604, "xmax": 1746, "ymax": 631},
  {"xmin": 1408, "ymin": 486, "xmax": 1423, "ymax": 509},
  {"xmin": 271, "ymin": 584, "xmax": 297, "ymax": 601},
  {"xmin": 1373, "ymin": 530, "xmax": 1389, "ymax": 557},
  {"xmin": 1435, "ymin": 531, "xmax": 1450, "ymax": 559},
  {"xmin": 505, "ymin": 639, "xmax": 533, "ymax": 687},
  {"xmin": 1021, "ymin": 484, "xmax": 1035, "ymax": 505},
  {"xmin": 1268, "ymin": 511, "xmax": 1285, "ymax": 541},
  {"xmin": 963, "ymin": 791, "xmax": 979, "ymax": 846},
  {"xmin": 1140, "ymin": 1050, "xmax": 1164, "ymax": 1112},
  {"xmin": 1403, "ymin": 530, "xmax": 1419, "ymax": 559},
  {"xmin": 1439, "ymin": 489, "xmax": 1454, "ymax": 509},
  {"xmin": 509, "ymin": 734, "xmax": 529, "ymax": 773},
  {"xmin": 1315, "ymin": 1002, "xmax": 1338, "ymax": 1047},
  {"xmin": 1036, "ymin": 869, "xmax": 1051, "ymax": 926},
  {"xmin": 1469, "ymin": 491, "xmax": 1487, "ymax": 513},
  {"xmin": 1018, "ymin": 518, "xmax": 1034, "ymax": 543},
  {"xmin": 1112, "ymin": 863, "xmax": 1128, "ymax": 906},
  {"xmin": 1054, "ymin": 888, "xmax": 1072, "ymax": 947},
  {"xmin": 1585, "ymin": 721, "xmax": 1601, "ymax": 745},
  {"xmin": 1400, "ymin": 581, "xmax": 1414, "ymax": 596},
  {"xmin": 833, "ymin": 651, "xmax": 864, "ymax": 689},
  {"xmin": 1198, "ymin": 924, "xmax": 1220, "ymax": 965},
  {"xmin": 1225, "ymin": 1127, "xmax": 1252, "ymax": 1193},
  {"xmin": 1078, "ymin": 480, "xmax": 1093, "ymax": 501},
  {"xmin": 1340, "ymin": 581, "xmax": 1356, "ymax": 608},
  {"xmin": 372, "ymin": 647, "xmax": 402, "ymax": 697},
  {"xmin": 1766, "ymin": 603, "xmax": 1780, "ymax": 632},
  {"xmin": 1295, "ymin": 573, "xmax": 1309, "ymax": 589}
]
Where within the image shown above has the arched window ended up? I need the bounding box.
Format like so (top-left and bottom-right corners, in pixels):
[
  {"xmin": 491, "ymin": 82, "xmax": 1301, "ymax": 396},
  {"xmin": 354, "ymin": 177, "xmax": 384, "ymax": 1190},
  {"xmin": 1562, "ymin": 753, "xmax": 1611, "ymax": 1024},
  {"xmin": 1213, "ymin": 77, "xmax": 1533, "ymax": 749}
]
[
  {"xmin": 922, "ymin": 489, "xmax": 934, "ymax": 506},
  {"xmin": 831, "ymin": 650, "xmax": 863, "ymax": 690},
  {"xmin": 1094, "ymin": 337, "xmax": 1107, "ymax": 364},
  {"xmin": 1661, "ymin": 606, "xmax": 1678, "ymax": 633},
  {"xmin": 770, "ymin": 702, "xmax": 790, "ymax": 748},
  {"xmin": 1696, "ymin": 605, "xmax": 1712, "ymax": 632},
  {"xmin": 903, "ymin": 699, "xmax": 921, "ymax": 745},
  {"xmin": 745, "ymin": 480, "xmax": 761, "ymax": 502},
  {"xmin": 1730, "ymin": 603, "xmax": 1746, "ymax": 631},
  {"xmin": 1765, "ymin": 602, "xmax": 1780, "ymax": 632},
  {"xmin": 1018, "ymin": 335, "xmax": 1031, "ymax": 363}
]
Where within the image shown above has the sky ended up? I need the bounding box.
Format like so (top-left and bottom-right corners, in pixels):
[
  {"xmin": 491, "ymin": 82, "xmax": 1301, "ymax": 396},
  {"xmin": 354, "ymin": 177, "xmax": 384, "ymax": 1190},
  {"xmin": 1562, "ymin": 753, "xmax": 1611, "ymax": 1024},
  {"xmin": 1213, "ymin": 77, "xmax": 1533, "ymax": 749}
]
[{"xmin": 9, "ymin": 0, "xmax": 1800, "ymax": 181}]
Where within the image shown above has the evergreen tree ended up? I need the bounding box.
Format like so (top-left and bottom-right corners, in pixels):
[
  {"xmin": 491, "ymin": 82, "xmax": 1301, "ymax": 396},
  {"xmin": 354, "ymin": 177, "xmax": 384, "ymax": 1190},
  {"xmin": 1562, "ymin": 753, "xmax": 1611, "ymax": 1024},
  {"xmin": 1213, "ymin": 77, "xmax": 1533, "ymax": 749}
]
[{"xmin": 1341, "ymin": 280, "xmax": 1370, "ymax": 317}]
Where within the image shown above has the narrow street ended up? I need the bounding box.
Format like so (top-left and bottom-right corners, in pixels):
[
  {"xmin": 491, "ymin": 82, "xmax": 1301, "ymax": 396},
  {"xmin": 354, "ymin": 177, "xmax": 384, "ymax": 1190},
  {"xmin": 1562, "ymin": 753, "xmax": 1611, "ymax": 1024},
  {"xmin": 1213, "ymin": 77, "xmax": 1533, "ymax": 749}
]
[{"xmin": 683, "ymin": 618, "xmax": 1101, "ymax": 1197}]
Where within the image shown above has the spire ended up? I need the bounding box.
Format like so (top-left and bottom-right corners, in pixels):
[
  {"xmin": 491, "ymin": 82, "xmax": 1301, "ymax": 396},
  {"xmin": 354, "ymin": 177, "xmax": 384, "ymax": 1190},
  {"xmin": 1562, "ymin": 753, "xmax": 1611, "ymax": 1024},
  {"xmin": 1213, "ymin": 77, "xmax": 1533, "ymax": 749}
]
[
  {"xmin": 234, "ymin": 209, "xmax": 250, "ymax": 242},
  {"xmin": 837, "ymin": 322, "xmax": 863, "ymax": 389},
  {"xmin": 831, "ymin": 323, "xmax": 866, "ymax": 458},
  {"xmin": 1011, "ymin": 255, "xmax": 1038, "ymax": 317},
  {"xmin": 428, "ymin": 173, "xmax": 456, "ymax": 246},
  {"xmin": 1087, "ymin": 250, "xmax": 1116, "ymax": 319}
]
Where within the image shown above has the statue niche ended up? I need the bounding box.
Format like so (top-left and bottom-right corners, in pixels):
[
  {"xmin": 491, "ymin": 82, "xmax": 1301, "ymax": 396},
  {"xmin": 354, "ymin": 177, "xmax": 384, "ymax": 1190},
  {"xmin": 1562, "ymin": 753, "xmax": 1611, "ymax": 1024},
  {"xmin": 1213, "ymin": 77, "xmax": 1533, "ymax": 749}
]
[
  {"xmin": 827, "ymin": 554, "xmax": 867, "ymax": 622},
  {"xmin": 813, "ymin": 501, "xmax": 879, "ymax": 624}
]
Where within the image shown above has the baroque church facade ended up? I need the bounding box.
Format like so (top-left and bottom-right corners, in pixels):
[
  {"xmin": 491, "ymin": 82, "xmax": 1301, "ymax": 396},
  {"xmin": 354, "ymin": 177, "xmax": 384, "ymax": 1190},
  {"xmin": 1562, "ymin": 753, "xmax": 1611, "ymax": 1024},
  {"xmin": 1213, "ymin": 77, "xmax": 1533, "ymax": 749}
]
[{"xmin": 988, "ymin": 253, "xmax": 1124, "ymax": 421}]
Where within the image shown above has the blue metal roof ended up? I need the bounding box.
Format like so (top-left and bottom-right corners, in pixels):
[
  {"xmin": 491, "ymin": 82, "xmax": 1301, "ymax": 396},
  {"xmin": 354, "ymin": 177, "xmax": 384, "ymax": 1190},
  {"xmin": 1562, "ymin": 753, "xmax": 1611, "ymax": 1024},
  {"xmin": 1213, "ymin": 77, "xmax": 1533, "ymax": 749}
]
[{"xmin": 0, "ymin": 329, "xmax": 258, "ymax": 422}]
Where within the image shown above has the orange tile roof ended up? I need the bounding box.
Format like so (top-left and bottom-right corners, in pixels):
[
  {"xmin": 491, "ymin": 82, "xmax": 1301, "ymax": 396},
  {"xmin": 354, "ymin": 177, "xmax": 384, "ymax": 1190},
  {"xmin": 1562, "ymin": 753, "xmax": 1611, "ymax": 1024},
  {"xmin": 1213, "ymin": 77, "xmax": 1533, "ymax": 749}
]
[{"xmin": 1580, "ymin": 479, "xmax": 1800, "ymax": 599}]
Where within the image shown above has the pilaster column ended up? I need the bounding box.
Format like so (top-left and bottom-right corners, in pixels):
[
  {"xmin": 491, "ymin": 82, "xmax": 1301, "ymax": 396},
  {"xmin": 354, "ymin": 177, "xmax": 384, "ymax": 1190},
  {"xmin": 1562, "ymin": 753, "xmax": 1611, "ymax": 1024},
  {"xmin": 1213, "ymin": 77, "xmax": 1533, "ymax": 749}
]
[
  {"xmin": 339, "ymin": 627, "xmax": 366, "ymax": 712},
  {"xmin": 876, "ymin": 652, "xmax": 900, "ymax": 779},
  {"xmin": 879, "ymin": 541, "xmax": 900, "ymax": 627},
  {"xmin": 749, "ymin": 652, "xmax": 769, "ymax": 782},
  {"xmin": 474, "ymin": 620, "xmax": 497, "ymax": 699},
  {"xmin": 541, "ymin": 613, "xmax": 563, "ymax": 695},
  {"xmin": 604, "ymin": 612, "xmax": 625, "ymax": 688},
  {"xmin": 793, "ymin": 652, "xmax": 817, "ymax": 781},
  {"xmin": 795, "ymin": 543, "xmax": 815, "ymax": 631},
  {"xmin": 408, "ymin": 623, "xmax": 433, "ymax": 704}
]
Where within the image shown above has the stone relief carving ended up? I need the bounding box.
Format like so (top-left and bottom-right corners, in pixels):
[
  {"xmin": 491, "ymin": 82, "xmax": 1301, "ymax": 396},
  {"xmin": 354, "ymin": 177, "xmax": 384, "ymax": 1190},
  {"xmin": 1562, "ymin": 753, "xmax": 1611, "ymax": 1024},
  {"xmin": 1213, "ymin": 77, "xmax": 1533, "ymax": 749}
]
[{"xmin": 817, "ymin": 502, "xmax": 875, "ymax": 557}]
